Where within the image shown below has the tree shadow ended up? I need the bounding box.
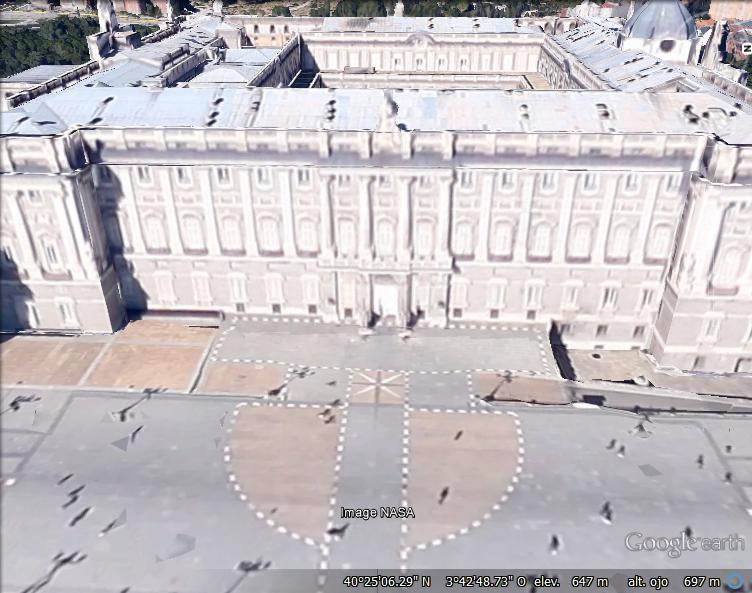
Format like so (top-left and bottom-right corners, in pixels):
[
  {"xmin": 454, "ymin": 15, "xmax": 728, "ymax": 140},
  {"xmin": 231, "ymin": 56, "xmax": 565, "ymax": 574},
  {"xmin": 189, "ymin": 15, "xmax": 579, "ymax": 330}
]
[{"xmin": 549, "ymin": 321, "xmax": 577, "ymax": 381}]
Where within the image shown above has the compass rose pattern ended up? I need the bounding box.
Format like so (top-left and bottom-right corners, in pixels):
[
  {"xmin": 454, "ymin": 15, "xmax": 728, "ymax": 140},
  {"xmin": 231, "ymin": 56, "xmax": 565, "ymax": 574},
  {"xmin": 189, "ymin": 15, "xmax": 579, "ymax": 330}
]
[{"xmin": 349, "ymin": 371, "xmax": 406, "ymax": 405}]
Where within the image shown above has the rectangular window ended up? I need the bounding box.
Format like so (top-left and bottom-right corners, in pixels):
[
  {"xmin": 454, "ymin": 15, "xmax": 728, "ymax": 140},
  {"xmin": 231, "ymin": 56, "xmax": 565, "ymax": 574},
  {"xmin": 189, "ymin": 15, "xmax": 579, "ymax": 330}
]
[
  {"xmin": 308, "ymin": 304, "xmax": 318, "ymax": 315},
  {"xmin": 344, "ymin": 307, "xmax": 353, "ymax": 319},
  {"xmin": 265, "ymin": 274, "xmax": 284, "ymax": 304},
  {"xmin": 297, "ymin": 168, "xmax": 311, "ymax": 185},
  {"xmin": 192, "ymin": 274, "xmax": 212, "ymax": 304},
  {"xmin": 633, "ymin": 325, "xmax": 645, "ymax": 339},
  {"xmin": 639, "ymin": 288, "xmax": 654, "ymax": 310},
  {"xmin": 459, "ymin": 171, "xmax": 473, "ymax": 188},
  {"xmin": 601, "ymin": 286, "xmax": 619, "ymax": 309},
  {"xmin": 155, "ymin": 273, "xmax": 176, "ymax": 304},
  {"xmin": 562, "ymin": 285, "xmax": 579, "ymax": 310},
  {"xmin": 229, "ymin": 275, "xmax": 247, "ymax": 303},
  {"xmin": 272, "ymin": 303, "xmax": 282, "ymax": 314},
  {"xmin": 625, "ymin": 173, "xmax": 638, "ymax": 191},
  {"xmin": 583, "ymin": 173, "xmax": 597, "ymax": 191},
  {"xmin": 56, "ymin": 299, "xmax": 77, "ymax": 327},
  {"xmin": 490, "ymin": 309, "xmax": 499, "ymax": 319},
  {"xmin": 256, "ymin": 168, "xmax": 271, "ymax": 185},
  {"xmin": 176, "ymin": 167, "xmax": 190, "ymax": 185},
  {"xmin": 525, "ymin": 283, "xmax": 543, "ymax": 309},
  {"xmin": 27, "ymin": 190, "xmax": 43, "ymax": 203},
  {"xmin": 452, "ymin": 308, "xmax": 463, "ymax": 318},
  {"xmin": 302, "ymin": 276, "xmax": 319, "ymax": 304},
  {"xmin": 541, "ymin": 172, "xmax": 555, "ymax": 190},
  {"xmin": 596, "ymin": 324, "xmax": 608, "ymax": 337},
  {"xmin": 217, "ymin": 167, "xmax": 230, "ymax": 184},
  {"xmin": 487, "ymin": 281, "xmax": 506, "ymax": 309},
  {"xmin": 136, "ymin": 166, "xmax": 152, "ymax": 183},
  {"xmin": 701, "ymin": 317, "xmax": 722, "ymax": 341}
]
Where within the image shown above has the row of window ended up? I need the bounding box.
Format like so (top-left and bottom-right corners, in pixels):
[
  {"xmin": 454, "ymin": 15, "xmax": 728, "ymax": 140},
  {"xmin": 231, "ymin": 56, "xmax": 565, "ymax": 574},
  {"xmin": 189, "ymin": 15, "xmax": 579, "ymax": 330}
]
[
  {"xmin": 132, "ymin": 212, "xmax": 677, "ymax": 263},
  {"xmin": 124, "ymin": 167, "xmax": 680, "ymax": 195},
  {"xmin": 450, "ymin": 281, "xmax": 655, "ymax": 313}
]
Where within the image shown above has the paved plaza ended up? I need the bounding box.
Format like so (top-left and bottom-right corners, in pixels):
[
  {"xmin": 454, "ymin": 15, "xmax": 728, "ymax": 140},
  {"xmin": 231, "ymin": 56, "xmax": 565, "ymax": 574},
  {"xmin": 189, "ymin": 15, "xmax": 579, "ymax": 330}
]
[{"xmin": 2, "ymin": 318, "xmax": 752, "ymax": 592}]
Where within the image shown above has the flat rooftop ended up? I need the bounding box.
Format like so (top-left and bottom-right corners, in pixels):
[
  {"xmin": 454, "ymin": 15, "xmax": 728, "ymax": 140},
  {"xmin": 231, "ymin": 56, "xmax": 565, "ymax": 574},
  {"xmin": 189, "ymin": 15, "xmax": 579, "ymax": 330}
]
[{"xmin": 2, "ymin": 87, "xmax": 749, "ymax": 143}]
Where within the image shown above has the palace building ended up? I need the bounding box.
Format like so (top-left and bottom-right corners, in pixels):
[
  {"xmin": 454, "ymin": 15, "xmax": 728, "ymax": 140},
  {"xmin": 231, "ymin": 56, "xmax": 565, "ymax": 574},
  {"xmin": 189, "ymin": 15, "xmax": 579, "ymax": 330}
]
[{"xmin": 1, "ymin": 0, "xmax": 751, "ymax": 373}]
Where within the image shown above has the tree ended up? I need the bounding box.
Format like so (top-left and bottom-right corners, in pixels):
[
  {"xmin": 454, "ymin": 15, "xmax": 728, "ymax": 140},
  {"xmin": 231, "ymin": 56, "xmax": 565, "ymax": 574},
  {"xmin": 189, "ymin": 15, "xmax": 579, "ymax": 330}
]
[
  {"xmin": 272, "ymin": 5, "xmax": 292, "ymax": 16},
  {"xmin": 309, "ymin": 0, "xmax": 330, "ymax": 16},
  {"xmin": 333, "ymin": 0, "xmax": 358, "ymax": 16}
]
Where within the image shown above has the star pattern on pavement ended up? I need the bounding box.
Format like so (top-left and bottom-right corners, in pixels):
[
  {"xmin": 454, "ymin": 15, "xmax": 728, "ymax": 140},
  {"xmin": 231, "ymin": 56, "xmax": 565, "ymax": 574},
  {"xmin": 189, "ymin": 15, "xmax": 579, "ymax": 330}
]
[{"xmin": 349, "ymin": 371, "xmax": 406, "ymax": 405}]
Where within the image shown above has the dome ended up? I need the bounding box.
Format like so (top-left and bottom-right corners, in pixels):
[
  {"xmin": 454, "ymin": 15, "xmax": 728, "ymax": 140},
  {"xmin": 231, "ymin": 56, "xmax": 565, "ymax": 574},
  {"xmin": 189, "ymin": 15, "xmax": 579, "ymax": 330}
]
[{"xmin": 623, "ymin": 0, "xmax": 697, "ymax": 41}]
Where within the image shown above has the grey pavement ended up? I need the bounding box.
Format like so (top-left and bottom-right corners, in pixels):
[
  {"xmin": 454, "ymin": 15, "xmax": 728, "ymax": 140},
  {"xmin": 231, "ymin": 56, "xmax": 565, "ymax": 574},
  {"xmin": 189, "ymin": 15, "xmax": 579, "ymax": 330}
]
[
  {"xmin": 407, "ymin": 372, "xmax": 473, "ymax": 409},
  {"xmin": 3, "ymin": 374, "xmax": 752, "ymax": 593},
  {"xmin": 409, "ymin": 408, "xmax": 752, "ymax": 569},
  {"xmin": 213, "ymin": 318, "xmax": 554, "ymax": 374},
  {"xmin": 326, "ymin": 404, "xmax": 405, "ymax": 570}
]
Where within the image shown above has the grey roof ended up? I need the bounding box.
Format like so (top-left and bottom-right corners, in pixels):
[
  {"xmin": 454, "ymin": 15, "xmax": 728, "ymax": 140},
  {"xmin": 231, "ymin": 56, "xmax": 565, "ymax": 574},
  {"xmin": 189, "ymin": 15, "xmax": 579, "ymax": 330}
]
[
  {"xmin": 1, "ymin": 65, "xmax": 79, "ymax": 84},
  {"xmin": 188, "ymin": 64, "xmax": 264, "ymax": 84},
  {"xmin": 317, "ymin": 16, "xmax": 540, "ymax": 34},
  {"xmin": 224, "ymin": 48, "xmax": 281, "ymax": 64},
  {"xmin": 2, "ymin": 87, "xmax": 749, "ymax": 145},
  {"xmin": 555, "ymin": 24, "xmax": 686, "ymax": 91},
  {"xmin": 623, "ymin": 0, "xmax": 697, "ymax": 40}
]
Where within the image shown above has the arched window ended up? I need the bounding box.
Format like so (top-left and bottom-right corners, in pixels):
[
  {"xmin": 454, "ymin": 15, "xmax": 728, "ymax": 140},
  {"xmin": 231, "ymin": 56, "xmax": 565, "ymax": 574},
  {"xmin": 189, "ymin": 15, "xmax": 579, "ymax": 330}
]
[
  {"xmin": 529, "ymin": 222, "xmax": 552, "ymax": 259},
  {"xmin": 608, "ymin": 223, "xmax": 632, "ymax": 261},
  {"xmin": 376, "ymin": 218, "xmax": 395, "ymax": 257},
  {"xmin": 40, "ymin": 237, "xmax": 63, "ymax": 271},
  {"xmin": 415, "ymin": 219, "xmax": 434, "ymax": 257},
  {"xmin": 221, "ymin": 216, "xmax": 243, "ymax": 252},
  {"xmin": 105, "ymin": 215, "xmax": 123, "ymax": 250},
  {"xmin": 648, "ymin": 224, "xmax": 673, "ymax": 260},
  {"xmin": 258, "ymin": 216, "xmax": 281, "ymax": 253},
  {"xmin": 144, "ymin": 216, "xmax": 167, "ymax": 251},
  {"xmin": 182, "ymin": 215, "xmax": 205, "ymax": 251},
  {"xmin": 338, "ymin": 218, "xmax": 356, "ymax": 257},
  {"xmin": 568, "ymin": 222, "xmax": 593, "ymax": 260},
  {"xmin": 453, "ymin": 220, "xmax": 474, "ymax": 258},
  {"xmin": 713, "ymin": 247, "xmax": 745, "ymax": 288},
  {"xmin": 490, "ymin": 219, "xmax": 514, "ymax": 258},
  {"xmin": 298, "ymin": 218, "xmax": 318, "ymax": 254}
]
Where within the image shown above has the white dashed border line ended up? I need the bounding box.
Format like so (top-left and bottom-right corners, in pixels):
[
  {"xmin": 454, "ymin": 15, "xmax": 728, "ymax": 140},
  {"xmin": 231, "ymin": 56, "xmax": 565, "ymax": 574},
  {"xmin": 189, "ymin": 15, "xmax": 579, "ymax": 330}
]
[
  {"xmin": 399, "ymin": 373, "xmax": 412, "ymax": 570},
  {"xmin": 224, "ymin": 400, "xmax": 323, "ymax": 550},
  {"xmin": 401, "ymin": 410, "xmax": 525, "ymax": 554},
  {"xmin": 317, "ymin": 372, "xmax": 353, "ymax": 592}
]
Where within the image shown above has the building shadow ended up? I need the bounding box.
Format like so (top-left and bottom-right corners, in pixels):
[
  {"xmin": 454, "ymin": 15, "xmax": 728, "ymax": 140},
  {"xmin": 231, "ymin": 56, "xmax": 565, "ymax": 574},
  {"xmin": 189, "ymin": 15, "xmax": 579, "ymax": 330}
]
[
  {"xmin": 0, "ymin": 254, "xmax": 34, "ymax": 332},
  {"xmin": 95, "ymin": 160, "xmax": 151, "ymax": 325},
  {"xmin": 549, "ymin": 321, "xmax": 578, "ymax": 381}
]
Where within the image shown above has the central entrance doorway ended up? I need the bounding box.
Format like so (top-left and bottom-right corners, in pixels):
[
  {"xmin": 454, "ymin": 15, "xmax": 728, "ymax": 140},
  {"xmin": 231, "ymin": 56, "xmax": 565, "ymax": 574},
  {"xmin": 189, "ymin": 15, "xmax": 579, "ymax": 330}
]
[{"xmin": 371, "ymin": 274, "xmax": 401, "ymax": 326}]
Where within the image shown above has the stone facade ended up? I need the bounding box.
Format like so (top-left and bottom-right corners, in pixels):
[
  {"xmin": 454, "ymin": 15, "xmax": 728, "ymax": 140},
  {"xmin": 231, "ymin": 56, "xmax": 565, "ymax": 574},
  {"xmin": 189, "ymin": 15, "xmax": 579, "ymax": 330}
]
[{"xmin": 1, "ymin": 13, "xmax": 751, "ymax": 373}]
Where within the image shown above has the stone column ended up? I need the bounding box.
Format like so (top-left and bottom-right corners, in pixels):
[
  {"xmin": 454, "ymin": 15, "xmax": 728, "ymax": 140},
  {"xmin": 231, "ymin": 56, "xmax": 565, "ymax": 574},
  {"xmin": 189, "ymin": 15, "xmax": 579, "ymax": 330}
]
[
  {"xmin": 279, "ymin": 169, "xmax": 297, "ymax": 257},
  {"xmin": 319, "ymin": 176, "xmax": 334, "ymax": 259},
  {"xmin": 357, "ymin": 176, "xmax": 373, "ymax": 260},
  {"xmin": 397, "ymin": 177, "xmax": 412, "ymax": 259},
  {"xmin": 437, "ymin": 176, "xmax": 453, "ymax": 259}
]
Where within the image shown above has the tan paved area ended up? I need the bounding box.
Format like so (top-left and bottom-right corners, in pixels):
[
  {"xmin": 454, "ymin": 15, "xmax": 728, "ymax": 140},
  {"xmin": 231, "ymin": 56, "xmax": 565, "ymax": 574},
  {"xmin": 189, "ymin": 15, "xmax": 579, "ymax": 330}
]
[
  {"xmin": 349, "ymin": 370, "xmax": 406, "ymax": 405},
  {"xmin": 229, "ymin": 405, "xmax": 339, "ymax": 542},
  {"xmin": 116, "ymin": 319, "xmax": 216, "ymax": 346},
  {"xmin": 570, "ymin": 349, "xmax": 752, "ymax": 399},
  {"xmin": 1, "ymin": 320, "xmax": 217, "ymax": 392},
  {"xmin": 406, "ymin": 411, "xmax": 518, "ymax": 547},
  {"xmin": 0, "ymin": 336, "xmax": 104, "ymax": 386},
  {"xmin": 197, "ymin": 362, "xmax": 286, "ymax": 395},
  {"xmin": 83, "ymin": 344, "xmax": 206, "ymax": 391},
  {"xmin": 472, "ymin": 372, "xmax": 569, "ymax": 404}
]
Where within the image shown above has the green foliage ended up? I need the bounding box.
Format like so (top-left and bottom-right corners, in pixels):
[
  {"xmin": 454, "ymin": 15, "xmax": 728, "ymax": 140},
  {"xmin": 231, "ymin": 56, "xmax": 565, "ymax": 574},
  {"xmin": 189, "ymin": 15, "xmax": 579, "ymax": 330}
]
[
  {"xmin": 309, "ymin": 0, "xmax": 331, "ymax": 16},
  {"xmin": 272, "ymin": 5, "xmax": 292, "ymax": 16},
  {"xmin": 0, "ymin": 16, "xmax": 100, "ymax": 78},
  {"xmin": 143, "ymin": 0, "xmax": 163, "ymax": 17},
  {"xmin": 333, "ymin": 0, "xmax": 386, "ymax": 16}
]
